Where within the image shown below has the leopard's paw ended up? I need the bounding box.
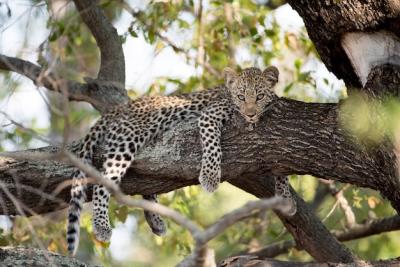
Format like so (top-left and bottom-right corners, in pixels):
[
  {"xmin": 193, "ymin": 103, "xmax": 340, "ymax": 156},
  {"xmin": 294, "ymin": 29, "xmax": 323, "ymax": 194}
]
[
  {"xmin": 93, "ymin": 223, "xmax": 112, "ymax": 242},
  {"xmin": 144, "ymin": 211, "xmax": 167, "ymax": 236},
  {"xmin": 198, "ymin": 167, "xmax": 221, "ymax": 193}
]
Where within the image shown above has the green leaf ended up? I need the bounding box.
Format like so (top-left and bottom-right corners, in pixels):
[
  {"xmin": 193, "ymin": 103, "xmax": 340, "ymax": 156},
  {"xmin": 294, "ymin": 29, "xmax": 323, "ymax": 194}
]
[
  {"xmin": 129, "ymin": 29, "xmax": 138, "ymax": 38},
  {"xmin": 284, "ymin": 82, "xmax": 294, "ymax": 93},
  {"xmin": 148, "ymin": 29, "xmax": 155, "ymax": 44},
  {"xmin": 294, "ymin": 58, "xmax": 303, "ymax": 71}
]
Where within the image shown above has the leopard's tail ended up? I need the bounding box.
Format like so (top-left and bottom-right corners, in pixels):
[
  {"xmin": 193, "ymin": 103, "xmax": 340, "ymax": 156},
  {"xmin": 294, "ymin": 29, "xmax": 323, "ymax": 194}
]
[
  {"xmin": 67, "ymin": 128, "xmax": 101, "ymax": 256},
  {"xmin": 67, "ymin": 169, "xmax": 87, "ymax": 256}
]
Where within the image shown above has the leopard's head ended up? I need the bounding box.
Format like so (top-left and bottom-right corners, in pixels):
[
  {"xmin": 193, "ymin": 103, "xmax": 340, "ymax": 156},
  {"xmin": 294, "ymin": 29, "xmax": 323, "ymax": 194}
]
[{"xmin": 224, "ymin": 66, "xmax": 279, "ymax": 123}]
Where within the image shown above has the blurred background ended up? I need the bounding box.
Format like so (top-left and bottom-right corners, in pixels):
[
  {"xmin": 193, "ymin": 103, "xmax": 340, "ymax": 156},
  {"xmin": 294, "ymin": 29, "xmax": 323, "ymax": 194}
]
[{"xmin": 0, "ymin": 0, "xmax": 398, "ymax": 266}]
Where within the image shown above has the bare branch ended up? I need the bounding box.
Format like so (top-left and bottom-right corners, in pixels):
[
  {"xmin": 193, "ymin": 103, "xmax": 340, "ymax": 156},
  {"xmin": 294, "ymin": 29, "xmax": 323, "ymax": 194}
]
[
  {"xmin": 0, "ymin": 54, "xmax": 130, "ymax": 113},
  {"xmin": 1, "ymin": 2, "xmax": 130, "ymax": 113},
  {"xmin": 334, "ymin": 215, "xmax": 400, "ymax": 241},
  {"xmin": 335, "ymin": 186, "xmax": 356, "ymax": 228},
  {"xmin": 0, "ymin": 54, "xmax": 92, "ymax": 104}
]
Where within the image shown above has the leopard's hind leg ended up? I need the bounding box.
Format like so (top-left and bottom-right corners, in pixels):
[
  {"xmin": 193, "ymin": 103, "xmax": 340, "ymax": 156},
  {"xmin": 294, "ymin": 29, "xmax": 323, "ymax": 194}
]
[
  {"xmin": 91, "ymin": 149, "xmax": 134, "ymax": 242},
  {"xmin": 143, "ymin": 194, "xmax": 166, "ymax": 236}
]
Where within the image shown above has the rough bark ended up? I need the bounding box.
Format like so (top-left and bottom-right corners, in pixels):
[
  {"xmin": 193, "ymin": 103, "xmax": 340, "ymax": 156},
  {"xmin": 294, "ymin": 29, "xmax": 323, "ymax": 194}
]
[
  {"xmin": 287, "ymin": 0, "xmax": 400, "ymax": 87},
  {"xmin": 0, "ymin": 247, "xmax": 99, "ymax": 267},
  {"xmin": 363, "ymin": 64, "xmax": 400, "ymax": 98}
]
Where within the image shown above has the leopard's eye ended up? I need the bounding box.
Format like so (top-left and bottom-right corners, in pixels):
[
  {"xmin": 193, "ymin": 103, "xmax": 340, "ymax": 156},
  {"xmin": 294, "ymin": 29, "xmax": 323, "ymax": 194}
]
[
  {"xmin": 237, "ymin": 94, "xmax": 245, "ymax": 101},
  {"xmin": 256, "ymin": 94, "xmax": 265, "ymax": 101}
]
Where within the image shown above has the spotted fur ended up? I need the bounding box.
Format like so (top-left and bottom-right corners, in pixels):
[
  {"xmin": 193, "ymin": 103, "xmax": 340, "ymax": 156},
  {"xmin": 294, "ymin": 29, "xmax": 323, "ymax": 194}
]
[{"xmin": 66, "ymin": 66, "xmax": 295, "ymax": 255}]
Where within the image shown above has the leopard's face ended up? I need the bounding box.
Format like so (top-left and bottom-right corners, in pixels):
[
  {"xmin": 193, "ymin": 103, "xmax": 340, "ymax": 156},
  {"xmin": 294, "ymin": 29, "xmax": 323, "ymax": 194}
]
[{"xmin": 224, "ymin": 66, "xmax": 279, "ymax": 123}]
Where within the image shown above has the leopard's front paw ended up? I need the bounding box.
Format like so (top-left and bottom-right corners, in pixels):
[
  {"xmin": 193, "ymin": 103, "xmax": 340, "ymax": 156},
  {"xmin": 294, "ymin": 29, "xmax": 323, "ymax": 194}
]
[
  {"xmin": 198, "ymin": 166, "xmax": 221, "ymax": 193},
  {"xmin": 93, "ymin": 223, "xmax": 112, "ymax": 242}
]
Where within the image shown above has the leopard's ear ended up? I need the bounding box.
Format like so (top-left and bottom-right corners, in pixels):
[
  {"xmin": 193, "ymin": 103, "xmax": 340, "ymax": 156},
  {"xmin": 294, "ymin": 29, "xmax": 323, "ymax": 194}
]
[
  {"xmin": 223, "ymin": 67, "xmax": 237, "ymax": 89},
  {"xmin": 262, "ymin": 66, "xmax": 279, "ymax": 86}
]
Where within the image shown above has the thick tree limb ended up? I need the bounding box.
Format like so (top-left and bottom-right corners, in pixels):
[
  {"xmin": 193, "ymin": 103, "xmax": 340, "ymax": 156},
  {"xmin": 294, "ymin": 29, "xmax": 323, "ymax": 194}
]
[
  {"xmin": 1, "ymin": 98, "xmax": 397, "ymax": 216},
  {"xmin": 72, "ymin": 0, "xmax": 125, "ymax": 85}
]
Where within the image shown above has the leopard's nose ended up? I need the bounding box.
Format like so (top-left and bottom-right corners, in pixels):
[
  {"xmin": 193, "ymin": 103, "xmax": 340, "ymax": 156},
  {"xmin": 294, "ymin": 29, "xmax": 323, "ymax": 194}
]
[{"xmin": 247, "ymin": 113, "xmax": 256, "ymax": 118}]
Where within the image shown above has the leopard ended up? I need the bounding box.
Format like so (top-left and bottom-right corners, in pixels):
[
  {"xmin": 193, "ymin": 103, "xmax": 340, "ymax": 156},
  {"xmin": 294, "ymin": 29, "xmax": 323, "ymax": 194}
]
[{"xmin": 66, "ymin": 66, "xmax": 296, "ymax": 256}]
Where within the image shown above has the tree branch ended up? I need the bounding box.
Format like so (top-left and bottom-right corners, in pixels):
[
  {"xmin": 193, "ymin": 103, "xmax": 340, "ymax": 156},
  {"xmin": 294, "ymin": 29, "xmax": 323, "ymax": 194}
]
[
  {"xmin": 0, "ymin": 54, "xmax": 90, "ymax": 103},
  {"xmin": 72, "ymin": 0, "xmax": 125, "ymax": 85},
  {"xmin": 246, "ymin": 215, "xmax": 400, "ymax": 259},
  {"xmin": 230, "ymin": 176, "xmax": 355, "ymax": 263},
  {"xmin": 0, "ymin": 54, "xmax": 128, "ymax": 113},
  {"xmin": 334, "ymin": 215, "xmax": 400, "ymax": 241}
]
